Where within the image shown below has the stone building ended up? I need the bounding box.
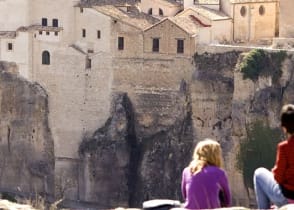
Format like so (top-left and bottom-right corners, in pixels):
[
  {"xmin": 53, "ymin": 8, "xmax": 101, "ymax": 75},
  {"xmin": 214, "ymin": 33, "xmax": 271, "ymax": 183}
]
[
  {"xmin": 176, "ymin": 6, "xmax": 232, "ymax": 44},
  {"xmin": 139, "ymin": 0, "xmax": 182, "ymax": 18},
  {"xmin": 0, "ymin": 0, "xmax": 292, "ymax": 204},
  {"xmin": 220, "ymin": 0, "xmax": 278, "ymax": 43},
  {"xmin": 279, "ymin": 0, "xmax": 294, "ymax": 38}
]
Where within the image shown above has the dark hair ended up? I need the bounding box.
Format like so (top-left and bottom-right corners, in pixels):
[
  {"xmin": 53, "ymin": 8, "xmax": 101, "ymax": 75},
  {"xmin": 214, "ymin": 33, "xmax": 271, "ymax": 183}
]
[{"xmin": 281, "ymin": 104, "xmax": 294, "ymax": 134}]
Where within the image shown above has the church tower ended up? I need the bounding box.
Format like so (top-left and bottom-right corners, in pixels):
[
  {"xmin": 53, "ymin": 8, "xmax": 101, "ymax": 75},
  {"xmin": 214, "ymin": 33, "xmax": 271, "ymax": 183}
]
[
  {"xmin": 0, "ymin": 0, "xmax": 30, "ymax": 31},
  {"xmin": 279, "ymin": 0, "xmax": 294, "ymax": 37}
]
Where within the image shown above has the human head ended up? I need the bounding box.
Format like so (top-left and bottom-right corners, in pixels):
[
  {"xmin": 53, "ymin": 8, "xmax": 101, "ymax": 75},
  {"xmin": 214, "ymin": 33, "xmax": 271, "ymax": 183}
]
[
  {"xmin": 281, "ymin": 104, "xmax": 294, "ymax": 135},
  {"xmin": 189, "ymin": 139, "xmax": 223, "ymax": 174}
]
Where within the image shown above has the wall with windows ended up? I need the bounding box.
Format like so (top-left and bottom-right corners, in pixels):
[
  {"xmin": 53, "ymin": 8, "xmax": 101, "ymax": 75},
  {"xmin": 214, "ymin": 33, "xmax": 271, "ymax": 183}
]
[
  {"xmin": 112, "ymin": 21, "xmax": 144, "ymax": 58},
  {"xmin": 233, "ymin": 2, "xmax": 277, "ymax": 42},
  {"xmin": 0, "ymin": 32, "xmax": 31, "ymax": 78},
  {"xmin": 279, "ymin": 0, "xmax": 294, "ymax": 38},
  {"xmin": 74, "ymin": 7, "xmax": 112, "ymax": 54},
  {"xmin": 139, "ymin": 0, "xmax": 182, "ymax": 18},
  {"xmin": 0, "ymin": 0, "xmax": 30, "ymax": 31},
  {"xmin": 144, "ymin": 19, "xmax": 195, "ymax": 57},
  {"xmin": 29, "ymin": 0, "xmax": 77, "ymax": 45}
]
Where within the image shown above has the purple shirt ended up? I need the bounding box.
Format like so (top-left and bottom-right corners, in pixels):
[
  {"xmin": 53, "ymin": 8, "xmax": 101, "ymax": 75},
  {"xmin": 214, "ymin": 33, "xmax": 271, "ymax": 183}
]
[{"xmin": 181, "ymin": 165, "xmax": 231, "ymax": 209}]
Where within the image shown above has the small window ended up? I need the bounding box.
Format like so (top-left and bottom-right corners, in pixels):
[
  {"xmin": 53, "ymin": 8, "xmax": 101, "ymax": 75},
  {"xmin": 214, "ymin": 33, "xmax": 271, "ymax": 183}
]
[
  {"xmin": 82, "ymin": 29, "xmax": 86, "ymax": 37},
  {"xmin": 86, "ymin": 58, "xmax": 91, "ymax": 69},
  {"xmin": 80, "ymin": 7, "xmax": 83, "ymax": 13},
  {"xmin": 97, "ymin": 30, "xmax": 101, "ymax": 39},
  {"xmin": 177, "ymin": 39, "xmax": 184, "ymax": 53},
  {"xmin": 152, "ymin": 38, "xmax": 159, "ymax": 52},
  {"xmin": 259, "ymin": 5, "xmax": 265, "ymax": 15},
  {"xmin": 118, "ymin": 37, "xmax": 124, "ymax": 50},
  {"xmin": 42, "ymin": 18, "xmax": 48, "ymax": 26},
  {"xmin": 54, "ymin": 31, "xmax": 58, "ymax": 36},
  {"xmin": 7, "ymin": 43, "xmax": 13, "ymax": 51},
  {"xmin": 159, "ymin": 8, "xmax": 163, "ymax": 16},
  {"xmin": 39, "ymin": 31, "xmax": 42, "ymax": 35},
  {"xmin": 46, "ymin": 31, "xmax": 50, "ymax": 35},
  {"xmin": 52, "ymin": 19, "xmax": 58, "ymax": 27},
  {"xmin": 148, "ymin": 8, "xmax": 153, "ymax": 15},
  {"xmin": 42, "ymin": 51, "xmax": 50, "ymax": 65},
  {"xmin": 240, "ymin": 6, "xmax": 246, "ymax": 17}
]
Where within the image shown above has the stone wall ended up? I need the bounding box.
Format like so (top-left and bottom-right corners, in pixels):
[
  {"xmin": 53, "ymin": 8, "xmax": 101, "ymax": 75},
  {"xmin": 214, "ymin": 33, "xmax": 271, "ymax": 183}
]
[{"xmin": 0, "ymin": 61, "xmax": 54, "ymax": 198}]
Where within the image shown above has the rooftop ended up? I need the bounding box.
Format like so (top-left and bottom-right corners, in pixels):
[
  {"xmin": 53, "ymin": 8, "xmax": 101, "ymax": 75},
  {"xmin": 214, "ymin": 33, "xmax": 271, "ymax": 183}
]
[
  {"xmin": 93, "ymin": 5, "xmax": 158, "ymax": 30},
  {"xmin": 177, "ymin": 6, "xmax": 230, "ymax": 21}
]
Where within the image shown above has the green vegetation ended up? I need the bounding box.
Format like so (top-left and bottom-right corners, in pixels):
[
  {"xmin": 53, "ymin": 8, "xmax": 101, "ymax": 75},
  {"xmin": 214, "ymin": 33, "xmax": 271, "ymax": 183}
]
[
  {"xmin": 240, "ymin": 49, "xmax": 287, "ymax": 83},
  {"xmin": 237, "ymin": 121, "xmax": 282, "ymax": 189}
]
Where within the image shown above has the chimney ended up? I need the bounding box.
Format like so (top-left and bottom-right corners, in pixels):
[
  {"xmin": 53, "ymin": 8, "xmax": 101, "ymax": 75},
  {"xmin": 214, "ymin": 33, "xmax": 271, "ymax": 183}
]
[{"xmin": 184, "ymin": 0, "xmax": 194, "ymax": 9}]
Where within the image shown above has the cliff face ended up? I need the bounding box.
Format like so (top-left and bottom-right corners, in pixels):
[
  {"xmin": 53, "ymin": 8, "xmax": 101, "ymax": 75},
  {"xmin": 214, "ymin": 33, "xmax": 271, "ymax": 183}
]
[
  {"xmin": 79, "ymin": 49, "xmax": 294, "ymax": 208},
  {"xmin": 1, "ymin": 49, "xmax": 294, "ymax": 209},
  {"xmin": 0, "ymin": 62, "xmax": 54, "ymax": 198}
]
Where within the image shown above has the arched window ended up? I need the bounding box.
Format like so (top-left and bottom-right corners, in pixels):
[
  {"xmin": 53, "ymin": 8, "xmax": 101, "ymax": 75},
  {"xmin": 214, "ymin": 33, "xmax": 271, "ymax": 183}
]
[
  {"xmin": 148, "ymin": 8, "xmax": 153, "ymax": 15},
  {"xmin": 259, "ymin": 5, "xmax": 265, "ymax": 16},
  {"xmin": 240, "ymin": 6, "xmax": 247, "ymax": 17},
  {"xmin": 159, "ymin": 8, "xmax": 163, "ymax": 16},
  {"xmin": 42, "ymin": 51, "xmax": 50, "ymax": 65}
]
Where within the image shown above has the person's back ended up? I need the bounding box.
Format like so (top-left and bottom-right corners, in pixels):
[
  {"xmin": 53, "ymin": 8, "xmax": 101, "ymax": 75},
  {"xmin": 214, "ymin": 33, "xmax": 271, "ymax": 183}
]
[
  {"xmin": 181, "ymin": 139, "xmax": 231, "ymax": 210},
  {"xmin": 182, "ymin": 165, "xmax": 230, "ymax": 209}
]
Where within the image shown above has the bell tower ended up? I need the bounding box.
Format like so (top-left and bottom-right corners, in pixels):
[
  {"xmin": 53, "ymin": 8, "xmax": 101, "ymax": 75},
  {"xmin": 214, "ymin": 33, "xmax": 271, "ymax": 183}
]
[
  {"xmin": 0, "ymin": 0, "xmax": 30, "ymax": 31},
  {"xmin": 279, "ymin": 0, "xmax": 294, "ymax": 37}
]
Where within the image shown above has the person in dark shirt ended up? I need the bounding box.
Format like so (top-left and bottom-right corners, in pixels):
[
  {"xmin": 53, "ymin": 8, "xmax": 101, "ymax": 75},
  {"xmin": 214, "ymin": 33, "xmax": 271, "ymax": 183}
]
[
  {"xmin": 254, "ymin": 104, "xmax": 294, "ymax": 209},
  {"xmin": 181, "ymin": 138, "xmax": 231, "ymax": 209}
]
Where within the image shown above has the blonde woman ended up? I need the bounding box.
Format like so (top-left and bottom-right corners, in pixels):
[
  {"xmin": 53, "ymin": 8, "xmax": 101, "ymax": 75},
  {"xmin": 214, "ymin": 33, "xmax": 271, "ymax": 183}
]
[{"xmin": 181, "ymin": 139, "xmax": 231, "ymax": 209}]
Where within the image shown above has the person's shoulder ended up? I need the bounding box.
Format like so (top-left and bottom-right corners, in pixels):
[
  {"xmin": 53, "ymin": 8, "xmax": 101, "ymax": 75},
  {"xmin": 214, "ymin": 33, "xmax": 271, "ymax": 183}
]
[
  {"xmin": 183, "ymin": 167, "xmax": 190, "ymax": 174},
  {"xmin": 207, "ymin": 165, "xmax": 223, "ymax": 172},
  {"xmin": 279, "ymin": 139, "xmax": 293, "ymax": 147}
]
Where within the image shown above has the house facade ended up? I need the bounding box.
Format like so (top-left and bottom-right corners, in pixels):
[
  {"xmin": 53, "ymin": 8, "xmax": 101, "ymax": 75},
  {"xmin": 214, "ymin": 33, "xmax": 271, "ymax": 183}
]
[
  {"xmin": 139, "ymin": 0, "xmax": 182, "ymax": 18},
  {"xmin": 279, "ymin": 0, "xmax": 294, "ymax": 38},
  {"xmin": 220, "ymin": 0, "xmax": 278, "ymax": 42}
]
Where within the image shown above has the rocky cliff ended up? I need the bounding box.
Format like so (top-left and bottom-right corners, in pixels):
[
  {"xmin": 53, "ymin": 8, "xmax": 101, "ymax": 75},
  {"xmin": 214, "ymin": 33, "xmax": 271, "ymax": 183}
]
[
  {"xmin": 0, "ymin": 62, "xmax": 54, "ymax": 199},
  {"xmin": 0, "ymin": 48, "xmax": 294, "ymax": 209}
]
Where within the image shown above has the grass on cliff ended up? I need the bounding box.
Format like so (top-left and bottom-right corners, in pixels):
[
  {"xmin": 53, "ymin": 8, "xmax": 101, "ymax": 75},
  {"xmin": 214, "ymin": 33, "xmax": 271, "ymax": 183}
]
[
  {"xmin": 236, "ymin": 121, "xmax": 282, "ymax": 189},
  {"xmin": 240, "ymin": 49, "xmax": 287, "ymax": 83}
]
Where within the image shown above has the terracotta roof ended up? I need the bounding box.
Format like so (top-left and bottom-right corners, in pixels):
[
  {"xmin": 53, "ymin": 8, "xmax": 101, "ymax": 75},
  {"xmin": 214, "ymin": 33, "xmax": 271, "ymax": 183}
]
[
  {"xmin": 157, "ymin": 0, "xmax": 182, "ymax": 6},
  {"xmin": 229, "ymin": 0, "xmax": 277, "ymax": 3},
  {"xmin": 93, "ymin": 5, "xmax": 158, "ymax": 30},
  {"xmin": 144, "ymin": 16, "xmax": 201, "ymax": 36},
  {"xmin": 0, "ymin": 31, "xmax": 16, "ymax": 38},
  {"xmin": 195, "ymin": 0, "xmax": 219, "ymax": 4},
  {"xmin": 177, "ymin": 6, "xmax": 230, "ymax": 21},
  {"xmin": 169, "ymin": 16, "xmax": 200, "ymax": 35},
  {"xmin": 79, "ymin": 0, "xmax": 138, "ymax": 7}
]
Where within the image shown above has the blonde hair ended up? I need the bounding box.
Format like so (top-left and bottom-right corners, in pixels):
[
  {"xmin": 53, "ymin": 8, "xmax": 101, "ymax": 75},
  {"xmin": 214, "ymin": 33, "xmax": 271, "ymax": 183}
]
[{"xmin": 189, "ymin": 138, "xmax": 223, "ymax": 174}]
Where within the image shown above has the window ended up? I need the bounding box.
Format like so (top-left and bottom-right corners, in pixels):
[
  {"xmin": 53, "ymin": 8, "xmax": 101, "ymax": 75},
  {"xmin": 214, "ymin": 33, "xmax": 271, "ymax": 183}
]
[
  {"xmin": 118, "ymin": 37, "xmax": 124, "ymax": 50},
  {"xmin": 82, "ymin": 29, "xmax": 86, "ymax": 37},
  {"xmin": 159, "ymin": 8, "xmax": 163, "ymax": 16},
  {"xmin": 42, "ymin": 51, "xmax": 50, "ymax": 65},
  {"xmin": 259, "ymin": 5, "xmax": 265, "ymax": 15},
  {"xmin": 97, "ymin": 30, "xmax": 101, "ymax": 39},
  {"xmin": 148, "ymin": 8, "xmax": 153, "ymax": 15},
  {"xmin": 177, "ymin": 39, "xmax": 184, "ymax": 53},
  {"xmin": 240, "ymin": 6, "xmax": 246, "ymax": 17},
  {"xmin": 86, "ymin": 58, "xmax": 91, "ymax": 69},
  {"xmin": 152, "ymin": 38, "xmax": 159, "ymax": 52},
  {"xmin": 7, "ymin": 43, "xmax": 13, "ymax": 51},
  {"xmin": 42, "ymin": 18, "xmax": 47, "ymax": 26},
  {"xmin": 39, "ymin": 31, "xmax": 42, "ymax": 35},
  {"xmin": 80, "ymin": 7, "xmax": 83, "ymax": 13},
  {"xmin": 46, "ymin": 31, "xmax": 50, "ymax": 35},
  {"xmin": 52, "ymin": 19, "xmax": 58, "ymax": 27},
  {"xmin": 54, "ymin": 31, "xmax": 58, "ymax": 36}
]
